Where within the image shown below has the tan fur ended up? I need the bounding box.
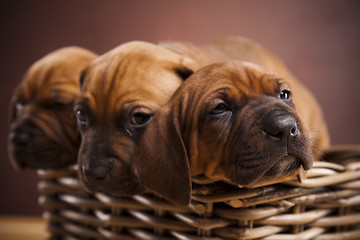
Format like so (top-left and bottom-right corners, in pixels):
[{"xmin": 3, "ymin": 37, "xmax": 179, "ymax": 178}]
[
  {"xmin": 131, "ymin": 39, "xmax": 330, "ymax": 206},
  {"xmin": 165, "ymin": 37, "xmax": 330, "ymax": 152},
  {"xmin": 76, "ymin": 38, "xmax": 329, "ymax": 200},
  {"xmin": 75, "ymin": 41, "xmax": 198, "ymax": 195},
  {"xmin": 8, "ymin": 47, "xmax": 97, "ymax": 169}
]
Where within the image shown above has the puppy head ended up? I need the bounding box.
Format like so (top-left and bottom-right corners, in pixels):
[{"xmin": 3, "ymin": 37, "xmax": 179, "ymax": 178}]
[
  {"xmin": 75, "ymin": 41, "xmax": 196, "ymax": 196},
  {"xmin": 8, "ymin": 47, "xmax": 97, "ymax": 169},
  {"xmin": 132, "ymin": 61, "xmax": 314, "ymax": 206}
]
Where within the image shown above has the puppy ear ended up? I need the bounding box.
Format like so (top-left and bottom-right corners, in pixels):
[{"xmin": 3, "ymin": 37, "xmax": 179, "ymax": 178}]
[
  {"xmin": 175, "ymin": 66, "xmax": 194, "ymax": 81},
  {"xmin": 79, "ymin": 68, "xmax": 87, "ymax": 87},
  {"xmin": 131, "ymin": 106, "xmax": 191, "ymax": 206}
]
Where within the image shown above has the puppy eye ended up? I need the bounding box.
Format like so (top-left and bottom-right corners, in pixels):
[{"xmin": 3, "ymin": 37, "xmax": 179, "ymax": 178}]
[
  {"xmin": 76, "ymin": 109, "xmax": 87, "ymax": 124},
  {"xmin": 211, "ymin": 103, "xmax": 231, "ymax": 115},
  {"xmin": 131, "ymin": 112, "xmax": 153, "ymax": 126},
  {"xmin": 279, "ymin": 90, "xmax": 291, "ymax": 100}
]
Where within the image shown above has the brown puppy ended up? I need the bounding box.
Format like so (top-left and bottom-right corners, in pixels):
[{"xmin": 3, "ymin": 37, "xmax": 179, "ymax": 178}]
[
  {"xmin": 77, "ymin": 37, "xmax": 329, "ymax": 198},
  {"xmin": 132, "ymin": 60, "xmax": 330, "ymax": 206},
  {"xmin": 8, "ymin": 47, "xmax": 97, "ymax": 169},
  {"xmin": 75, "ymin": 41, "xmax": 197, "ymax": 196}
]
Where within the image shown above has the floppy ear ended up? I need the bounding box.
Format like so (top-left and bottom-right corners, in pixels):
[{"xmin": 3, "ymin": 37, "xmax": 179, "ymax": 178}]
[
  {"xmin": 131, "ymin": 105, "xmax": 191, "ymax": 206},
  {"xmin": 79, "ymin": 67, "xmax": 87, "ymax": 87},
  {"xmin": 174, "ymin": 66, "xmax": 194, "ymax": 81}
]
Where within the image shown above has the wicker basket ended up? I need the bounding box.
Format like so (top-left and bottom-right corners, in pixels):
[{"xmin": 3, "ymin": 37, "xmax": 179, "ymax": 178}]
[{"xmin": 37, "ymin": 145, "xmax": 360, "ymax": 240}]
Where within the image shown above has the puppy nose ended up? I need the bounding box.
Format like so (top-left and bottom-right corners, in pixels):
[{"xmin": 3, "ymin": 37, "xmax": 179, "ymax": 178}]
[
  {"xmin": 82, "ymin": 164, "xmax": 110, "ymax": 181},
  {"xmin": 11, "ymin": 130, "xmax": 33, "ymax": 146},
  {"xmin": 263, "ymin": 113, "xmax": 299, "ymax": 141},
  {"xmin": 81, "ymin": 157, "xmax": 115, "ymax": 182}
]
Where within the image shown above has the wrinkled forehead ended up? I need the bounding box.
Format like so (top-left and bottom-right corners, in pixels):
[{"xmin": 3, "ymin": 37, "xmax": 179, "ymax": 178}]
[
  {"xmin": 82, "ymin": 45, "xmax": 185, "ymax": 89},
  {"xmin": 16, "ymin": 63, "xmax": 80, "ymax": 102},
  {"xmin": 173, "ymin": 61, "xmax": 286, "ymax": 108},
  {"xmin": 79, "ymin": 47, "xmax": 186, "ymax": 115},
  {"xmin": 226, "ymin": 62, "xmax": 283, "ymax": 97}
]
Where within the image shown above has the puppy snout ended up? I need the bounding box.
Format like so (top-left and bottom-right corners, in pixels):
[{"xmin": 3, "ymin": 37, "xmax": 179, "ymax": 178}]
[
  {"xmin": 81, "ymin": 156, "xmax": 117, "ymax": 182},
  {"xmin": 10, "ymin": 128, "xmax": 34, "ymax": 147},
  {"xmin": 82, "ymin": 163, "xmax": 112, "ymax": 181},
  {"xmin": 263, "ymin": 112, "xmax": 299, "ymax": 141}
]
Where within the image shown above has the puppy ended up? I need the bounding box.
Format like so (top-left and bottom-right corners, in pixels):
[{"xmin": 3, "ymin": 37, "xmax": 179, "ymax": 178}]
[
  {"xmin": 132, "ymin": 60, "xmax": 330, "ymax": 206},
  {"xmin": 77, "ymin": 37, "xmax": 329, "ymax": 198},
  {"xmin": 75, "ymin": 41, "xmax": 196, "ymax": 196},
  {"xmin": 8, "ymin": 47, "xmax": 97, "ymax": 169}
]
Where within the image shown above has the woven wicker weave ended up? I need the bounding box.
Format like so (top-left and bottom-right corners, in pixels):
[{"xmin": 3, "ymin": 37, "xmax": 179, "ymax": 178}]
[{"xmin": 37, "ymin": 145, "xmax": 360, "ymax": 240}]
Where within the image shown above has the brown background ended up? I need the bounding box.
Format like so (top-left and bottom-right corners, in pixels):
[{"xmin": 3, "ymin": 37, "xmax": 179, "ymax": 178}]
[{"xmin": 0, "ymin": 0, "xmax": 359, "ymax": 216}]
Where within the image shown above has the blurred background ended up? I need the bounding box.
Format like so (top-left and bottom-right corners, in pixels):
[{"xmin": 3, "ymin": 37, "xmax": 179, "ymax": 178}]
[{"xmin": 0, "ymin": 0, "xmax": 359, "ymax": 216}]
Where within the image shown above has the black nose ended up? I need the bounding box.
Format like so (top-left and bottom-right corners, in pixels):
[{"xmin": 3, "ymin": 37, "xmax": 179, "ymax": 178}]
[
  {"xmin": 82, "ymin": 164, "xmax": 110, "ymax": 181},
  {"xmin": 262, "ymin": 112, "xmax": 299, "ymax": 141},
  {"xmin": 81, "ymin": 157, "xmax": 116, "ymax": 183},
  {"xmin": 11, "ymin": 129, "xmax": 33, "ymax": 147}
]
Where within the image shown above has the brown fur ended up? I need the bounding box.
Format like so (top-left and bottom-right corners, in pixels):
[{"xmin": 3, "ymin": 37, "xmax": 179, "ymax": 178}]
[
  {"xmin": 131, "ymin": 48, "xmax": 330, "ymax": 206},
  {"xmin": 77, "ymin": 38, "xmax": 329, "ymax": 199},
  {"xmin": 8, "ymin": 47, "xmax": 97, "ymax": 169},
  {"xmin": 75, "ymin": 41, "xmax": 197, "ymax": 195}
]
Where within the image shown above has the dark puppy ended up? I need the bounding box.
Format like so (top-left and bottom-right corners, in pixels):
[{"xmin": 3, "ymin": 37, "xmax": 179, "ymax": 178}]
[
  {"xmin": 8, "ymin": 47, "xmax": 97, "ymax": 169},
  {"xmin": 132, "ymin": 61, "xmax": 330, "ymax": 206}
]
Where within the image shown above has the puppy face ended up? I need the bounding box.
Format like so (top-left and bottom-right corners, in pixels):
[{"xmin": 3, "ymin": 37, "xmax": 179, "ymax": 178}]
[
  {"xmin": 75, "ymin": 41, "xmax": 195, "ymax": 196},
  {"xmin": 8, "ymin": 47, "xmax": 97, "ymax": 169},
  {"xmin": 193, "ymin": 63, "xmax": 313, "ymax": 186},
  {"xmin": 132, "ymin": 61, "xmax": 314, "ymax": 205}
]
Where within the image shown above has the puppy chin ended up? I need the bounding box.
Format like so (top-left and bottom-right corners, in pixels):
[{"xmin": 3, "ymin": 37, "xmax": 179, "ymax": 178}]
[
  {"xmin": 10, "ymin": 151, "xmax": 74, "ymax": 170},
  {"xmin": 246, "ymin": 156, "xmax": 310, "ymax": 188},
  {"xmin": 248, "ymin": 166, "xmax": 309, "ymax": 188},
  {"xmin": 8, "ymin": 138, "xmax": 76, "ymax": 170},
  {"xmin": 80, "ymin": 165, "xmax": 145, "ymax": 197},
  {"xmin": 105, "ymin": 180, "xmax": 145, "ymax": 197},
  {"xmin": 264, "ymin": 155, "xmax": 303, "ymax": 177},
  {"xmin": 81, "ymin": 177, "xmax": 145, "ymax": 197}
]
